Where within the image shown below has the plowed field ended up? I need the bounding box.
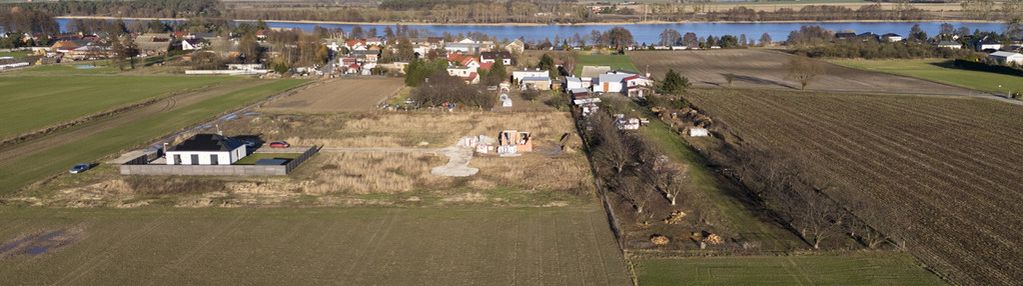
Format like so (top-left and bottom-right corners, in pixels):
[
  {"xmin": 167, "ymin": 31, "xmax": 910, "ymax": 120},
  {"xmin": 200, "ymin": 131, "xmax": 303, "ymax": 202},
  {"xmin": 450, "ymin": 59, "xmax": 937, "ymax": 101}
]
[{"xmin": 687, "ymin": 89, "xmax": 1023, "ymax": 285}]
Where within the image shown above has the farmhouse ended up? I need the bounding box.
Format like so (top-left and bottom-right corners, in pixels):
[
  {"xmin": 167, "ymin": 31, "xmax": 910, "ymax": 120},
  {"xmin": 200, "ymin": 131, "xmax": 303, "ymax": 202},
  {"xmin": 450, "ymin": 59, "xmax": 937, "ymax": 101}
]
[
  {"xmin": 481, "ymin": 51, "xmax": 513, "ymax": 65},
  {"xmin": 165, "ymin": 134, "xmax": 247, "ymax": 165},
  {"xmin": 988, "ymin": 51, "xmax": 1023, "ymax": 65}
]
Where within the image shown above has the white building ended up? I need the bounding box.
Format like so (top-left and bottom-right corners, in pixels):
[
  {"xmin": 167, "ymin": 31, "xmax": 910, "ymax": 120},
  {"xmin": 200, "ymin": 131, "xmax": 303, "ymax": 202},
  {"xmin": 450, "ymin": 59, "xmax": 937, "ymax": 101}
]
[
  {"xmin": 595, "ymin": 72, "xmax": 632, "ymax": 93},
  {"xmin": 881, "ymin": 33, "xmax": 904, "ymax": 42},
  {"xmin": 563, "ymin": 76, "xmax": 591, "ymax": 90},
  {"xmin": 512, "ymin": 69, "xmax": 550, "ymax": 84},
  {"xmin": 165, "ymin": 134, "xmax": 247, "ymax": 165},
  {"xmin": 181, "ymin": 39, "xmax": 206, "ymax": 51},
  {"xmin": 989, "ymin": 51, "xmax": 1023, "ymax": 65}
]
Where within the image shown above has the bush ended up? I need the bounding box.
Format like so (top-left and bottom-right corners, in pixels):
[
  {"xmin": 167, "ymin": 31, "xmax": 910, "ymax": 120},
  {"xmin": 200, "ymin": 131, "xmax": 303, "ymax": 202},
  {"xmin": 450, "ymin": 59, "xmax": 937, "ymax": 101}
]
[{"xmin": 521, "ymin": 89, "xmax": 540, "ymax": 101}]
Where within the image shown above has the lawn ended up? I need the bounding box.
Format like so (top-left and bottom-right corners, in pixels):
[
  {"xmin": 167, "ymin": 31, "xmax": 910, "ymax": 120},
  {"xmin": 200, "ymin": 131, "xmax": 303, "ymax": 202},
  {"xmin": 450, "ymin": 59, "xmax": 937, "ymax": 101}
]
[
  {"xmin": 574, "ymin": 53, "xmax": 639, "ymax": 76},
  {"xmin": 830, "ymin": 58, "xmax": 1023, "ymax": 95},
  {"xmin": 0, "ymin": 74, "xmax": 238, "ymax": 138},
  {"xmin": 635, "ymin": 253, "xmax": 946, "ymax": 286},
  {"xmin": 0, "ymin": 79, "xmax": 307, "ymax": 194},
  {"xmin": 0, "ymin": 206, "xmax": 630, "ymax": 285},
  {"xmin": 233, "ymin": 153, "xmax": 301, "ymax": 165}
]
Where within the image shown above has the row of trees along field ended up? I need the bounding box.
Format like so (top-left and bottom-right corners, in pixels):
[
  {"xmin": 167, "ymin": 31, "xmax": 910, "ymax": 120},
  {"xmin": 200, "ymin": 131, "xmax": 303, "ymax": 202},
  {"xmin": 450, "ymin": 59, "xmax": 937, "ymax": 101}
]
[{"xmin": 785, "ymin": 24, "xmax": 1012, "ymax": 60}]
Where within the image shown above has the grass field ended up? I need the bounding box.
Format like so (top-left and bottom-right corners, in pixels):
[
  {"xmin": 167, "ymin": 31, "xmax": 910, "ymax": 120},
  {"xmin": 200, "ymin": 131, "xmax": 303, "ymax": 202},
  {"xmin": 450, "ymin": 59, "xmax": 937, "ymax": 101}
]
[
  {"xmin": 0, "ymin": 206, "xmax": 630, "ymax": 285},
  {"xmin": 574, "ymin": 53, "xmax": 639, "ymax": 76},
  {"xmin": 830, "ymin": 58, "xmax": 1023, "ymax": 95},
  {"xmin": 0, "ymin": 74, "xmax": 237, "ymax": 138},
  {"xmin": 686, "ymin": 88, "xmax": 1023, "ymax": 285},
  {"xmin": 0, "ymin": 50, "xmax": 31, "ymax": 59},
  {"xmin": 0, "ymin": 79, "xmax": 307, "ymax": 194},
  {"xmin": 635, "ymin": 253, "xmax": 945, "ymax": 286}
]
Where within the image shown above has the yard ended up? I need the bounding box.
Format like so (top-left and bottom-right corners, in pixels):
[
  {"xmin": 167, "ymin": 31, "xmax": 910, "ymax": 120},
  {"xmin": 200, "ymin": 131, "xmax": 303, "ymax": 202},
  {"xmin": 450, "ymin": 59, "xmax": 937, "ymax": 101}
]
[
  {"xmin": 0, "ymin": 206, "xmax": 631, "ymax": 285},
  {"xmin": 830, "ymin": 58, "xmax": 1023, "ymax": 95},
  {"xmin": 635, "ymin": 253, "xmax": 945, "ymax": 286},
  {"xmin": 232, "ymin": 153, "xmax": 302, "ymax": 165}
]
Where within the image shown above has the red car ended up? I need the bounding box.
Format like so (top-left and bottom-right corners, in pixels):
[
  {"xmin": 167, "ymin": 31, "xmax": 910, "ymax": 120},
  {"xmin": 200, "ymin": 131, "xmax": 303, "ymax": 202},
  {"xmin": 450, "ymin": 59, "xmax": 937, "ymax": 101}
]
[{"xmin": 268, "ymin": 141, "xmax": 290, "ymax": 148}]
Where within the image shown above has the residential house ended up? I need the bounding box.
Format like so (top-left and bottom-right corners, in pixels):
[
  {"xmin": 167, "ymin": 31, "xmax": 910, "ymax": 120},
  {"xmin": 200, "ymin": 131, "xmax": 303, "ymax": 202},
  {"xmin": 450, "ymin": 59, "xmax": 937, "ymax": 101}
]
[
  {"xmin": 446, "ymin": 38, "xmax": 482, "ymax": 54},
  {"xmin": 50, "ymin": 40, "xmax": 83, "ymax": 53},
  {"xmin": 975, "ymin": 36, "xmax": 1003, "ymax": 51},
  {"xmin": 835, "ymin": 32, "xmax": 856, "ymax": 40},
  {"xmin": 351, "ymin": 49, "xmax": 380, "ymax": 63},
  {"xmin": 505, "ymin": 39, "xmax": 525, "ymax": 54},
  {"xmin": 165, "ymin": 134, "xmax": 247, "ymax": 165},
  {"xmin": 520, "ymin": 76, "xmax": 552, "ymax": 91},
  {"xmin": 623, "ymin": 74, "xmax": 654, "ymax": 97},
  {"xmin": 563, "ymin": 76, "xmax": 591, "ymax": 90},
  {"xmin": 480, "ymin": 51, "xmax": 513, "ymax": 66},
  {"xmin": 365, "ymin": 37, "xmax": 385, "ymax": 46},
  {"xmin": 512, "ymin": 69, "xmax": 550, "ymax": 84},
  {"xmin": 988, "ymin": 51, "xmax": 1023, "ymax": 65},
  {"xmin": 881, "ymin": 33, "xmax": 904, "ymax": 42},
  {"xmin": 182, "ymin": 38, "xmax": 207, "ymax": 51},
  {"xmin": 936, "ymin": 41, "xmax": 962, "ymax": 49},
  {"xmin": 68, "ymin": 43, "xmax": 114, "ymax": 60},
  {"xmin": 595, "ymin": 72, "xmax": 633, "ymax": 93}
]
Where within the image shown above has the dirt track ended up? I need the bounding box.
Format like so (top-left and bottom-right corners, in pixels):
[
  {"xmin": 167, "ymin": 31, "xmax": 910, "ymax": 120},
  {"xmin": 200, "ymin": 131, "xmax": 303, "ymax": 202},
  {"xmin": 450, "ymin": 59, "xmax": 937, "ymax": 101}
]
[
  {"xmin": 0, "ymin": 80, "xmax": 268, "ymax": 169},
  {"xmin": 261, "ymin": 77, "xmax": 404, "ymax": 113},
  {"xmin": 630, "ymin": 49, "xmax": 987, "ymax": 97}
]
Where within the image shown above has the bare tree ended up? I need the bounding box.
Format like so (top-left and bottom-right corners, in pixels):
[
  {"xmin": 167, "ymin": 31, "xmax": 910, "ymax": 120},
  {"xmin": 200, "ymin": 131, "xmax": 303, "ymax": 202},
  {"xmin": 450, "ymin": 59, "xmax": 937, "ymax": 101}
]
[
  {"xmin": 589, "ymin": 112, "xmax": 632, "ymax": 175},
  {"xmin": 785, "ymin": 56, "xmax": 824, "ymax": 90}
]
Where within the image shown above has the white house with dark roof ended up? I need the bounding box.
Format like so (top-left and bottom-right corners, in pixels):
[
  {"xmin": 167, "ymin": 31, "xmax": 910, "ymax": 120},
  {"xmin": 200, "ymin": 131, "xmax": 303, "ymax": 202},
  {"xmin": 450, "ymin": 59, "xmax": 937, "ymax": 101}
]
[{"xmin": 165, "ymin": 134, "xmax": 247, "ymax": 165}]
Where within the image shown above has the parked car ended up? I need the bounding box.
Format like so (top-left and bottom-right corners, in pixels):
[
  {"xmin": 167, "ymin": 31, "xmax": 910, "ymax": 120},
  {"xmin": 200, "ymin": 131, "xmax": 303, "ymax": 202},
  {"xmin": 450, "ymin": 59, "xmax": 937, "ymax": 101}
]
[
  {"xmin": 268, "ymin": 141, "xmax": 290, "ymax": 148},
  {"xmin": 69, "ymin": 163, "xmax": 92, "ymax": 174}
]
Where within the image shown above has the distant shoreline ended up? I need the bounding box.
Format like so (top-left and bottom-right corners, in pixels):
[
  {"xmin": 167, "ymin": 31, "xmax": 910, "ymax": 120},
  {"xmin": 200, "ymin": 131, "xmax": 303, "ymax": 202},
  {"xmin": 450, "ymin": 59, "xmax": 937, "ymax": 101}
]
[{"xmin": 56, "ymin": 16, "xmax": 1005, "ymax": 26}]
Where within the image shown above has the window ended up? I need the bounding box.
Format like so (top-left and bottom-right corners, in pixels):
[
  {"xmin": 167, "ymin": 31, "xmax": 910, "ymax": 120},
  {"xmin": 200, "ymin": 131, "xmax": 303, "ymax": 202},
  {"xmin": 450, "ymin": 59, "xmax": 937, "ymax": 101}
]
[
  {"xmin": 211, "ymin": 154, "xmax": 219, "ymax": 165},
  {"xmin": 190, "ymin": 154, "xmax": 199, "ymax": 165},
  {"xmin": 173, "ymin": 155, "xmax": 181, "ymax": 165}
]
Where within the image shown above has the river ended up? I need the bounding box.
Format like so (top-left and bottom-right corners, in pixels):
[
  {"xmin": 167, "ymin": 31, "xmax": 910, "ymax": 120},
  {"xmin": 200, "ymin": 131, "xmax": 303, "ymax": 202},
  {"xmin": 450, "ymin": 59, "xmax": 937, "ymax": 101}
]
[{"xmin": 56, "ymin": 18, "xmax": 1006, "ymax": 44}]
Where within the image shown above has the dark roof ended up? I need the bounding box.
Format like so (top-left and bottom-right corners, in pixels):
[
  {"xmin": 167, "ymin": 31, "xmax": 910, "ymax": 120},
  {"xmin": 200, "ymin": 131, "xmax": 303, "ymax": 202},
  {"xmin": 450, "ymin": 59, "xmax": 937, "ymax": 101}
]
[
  {"xmin": 481, "ymin": 51, "xmax": 512, "ymax": 60},
  {"xmin": 882, "ymin": 33, "xmax": 901, "ymax": 37},
  {"xmin": 168, "ymin": 134, "xmax": 244, "ymax": 152}
]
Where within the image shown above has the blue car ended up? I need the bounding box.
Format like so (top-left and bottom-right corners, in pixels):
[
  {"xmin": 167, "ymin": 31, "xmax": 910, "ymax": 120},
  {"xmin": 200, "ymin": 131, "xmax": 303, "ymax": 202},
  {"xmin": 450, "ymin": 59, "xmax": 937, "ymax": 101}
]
[{"xmin": 69, "ymin": 163, "xmax": 91, "ymax": 174}]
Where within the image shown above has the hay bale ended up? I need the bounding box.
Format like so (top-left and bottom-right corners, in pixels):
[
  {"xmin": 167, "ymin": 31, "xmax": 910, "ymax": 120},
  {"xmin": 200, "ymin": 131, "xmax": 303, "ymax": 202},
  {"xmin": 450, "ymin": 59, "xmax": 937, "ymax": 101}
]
[
  {"xmin": 663, "ymin": 210, "xmax": 687, "ymax": 224},
  {"xmin": 650, "ymin": 234, "xmax": 670, "ymax": 246},
  {"xmin": 704, "ymin": 233, "xmax": 724, "ymax": 245}
]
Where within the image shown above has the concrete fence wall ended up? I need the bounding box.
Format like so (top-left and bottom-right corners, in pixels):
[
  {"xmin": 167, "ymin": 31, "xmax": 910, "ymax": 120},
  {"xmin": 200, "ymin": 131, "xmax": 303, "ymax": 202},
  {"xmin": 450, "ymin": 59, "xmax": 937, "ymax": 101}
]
[{"xmin": 120, "ymin": 146, "xmax": 319, "ymax": 176}]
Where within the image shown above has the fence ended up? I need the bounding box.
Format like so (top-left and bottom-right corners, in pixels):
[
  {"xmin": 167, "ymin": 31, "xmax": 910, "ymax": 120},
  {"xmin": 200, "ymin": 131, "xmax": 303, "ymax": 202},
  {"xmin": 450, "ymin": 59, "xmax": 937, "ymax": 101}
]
[{"xmin": 120, "ymin": 146, "xmax": 319, "ymax": 176}]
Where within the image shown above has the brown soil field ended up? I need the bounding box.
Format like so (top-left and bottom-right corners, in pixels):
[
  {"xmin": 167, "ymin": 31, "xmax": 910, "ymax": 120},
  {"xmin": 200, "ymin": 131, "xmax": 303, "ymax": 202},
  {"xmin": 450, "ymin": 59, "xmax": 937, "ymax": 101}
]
[
  {"xmin": 261, "ymin": 77, "xmax": 404, "ymax": 113},
  {"xmin": 14, "ymin": 111, "xmax": 594, "ymax": 208},
  {"xmin": 629, "ymin": 50, "xmax": 984, "ymax": 97},
  {"xmin": 0, "ymin": 207, "xmax": 631, "ymax": 285},
  {"xmin": 685, "ymin": 88, "xmax": 1023, "ymax": 285}
]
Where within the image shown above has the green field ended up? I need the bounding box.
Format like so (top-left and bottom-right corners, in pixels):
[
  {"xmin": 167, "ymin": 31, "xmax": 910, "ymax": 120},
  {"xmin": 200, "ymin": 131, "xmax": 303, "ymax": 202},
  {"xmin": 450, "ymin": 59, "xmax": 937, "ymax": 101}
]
[
  {"xmin": 830, "ymin": 59, "xmax": 1023, "ymax": 95},
  {"xmin": 0, "ymin": 50, "xmax": 32, "ymax": 59},
  {"xmin": 0, "ymin": 79, "xmax": 307, "ymax": 194},
  {"xmin": 636, "ymin": 254, "xmax": 945, "ymax": 285},
  {"xmin": 0, "ymin": 73, "xmax": 236, "ymax": 138},
  {"xmin": 233, "ymin": 152, "xmax": 301, "ymax": 165},
  {"xmin": 0, "ymin": 206, "xmax": 630, "ymax": 285},
  {"xmin": 574, "ymin": 53, "xmax": 639, "ymax": 76}
]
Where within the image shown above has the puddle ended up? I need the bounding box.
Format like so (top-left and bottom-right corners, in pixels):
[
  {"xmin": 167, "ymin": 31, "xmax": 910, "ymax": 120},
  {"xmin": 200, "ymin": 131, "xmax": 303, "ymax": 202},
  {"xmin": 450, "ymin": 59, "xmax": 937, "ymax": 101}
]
[
  {"xmin": 74, "ymin": 65, "xmax": 96, "ymax": 69},
  {"xmin": 0, "ymin": 228, "xmax": 83, "ymax": 258}
]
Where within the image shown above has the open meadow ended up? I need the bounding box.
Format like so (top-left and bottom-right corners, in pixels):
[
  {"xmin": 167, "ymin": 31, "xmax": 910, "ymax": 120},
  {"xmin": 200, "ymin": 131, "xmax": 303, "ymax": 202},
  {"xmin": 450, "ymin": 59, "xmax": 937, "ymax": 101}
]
[
  {"xmin": 635, "ymin": 253, "xmax": 945, "ymax": 286},
  {"xmin": 574, "ymin": 53, "xmax": 639, "ymax": 76},
  {"xmin": 261, "ymin": 77, "xmax": 405, "ymax": 113},
  {"xmin": 629, "ymin": 50, "xmax": 981, "ymax": 96},
  {"xmin": 831, "ymin": 58, "xmax": 1023, "ymax": 95},
  {"xmin": 0, "ymin": 206, "xmax": 631, "ymax": 285},
  {"xmin": 685, "ymin": 88, "xmax": 1023, "ymax": 285}
]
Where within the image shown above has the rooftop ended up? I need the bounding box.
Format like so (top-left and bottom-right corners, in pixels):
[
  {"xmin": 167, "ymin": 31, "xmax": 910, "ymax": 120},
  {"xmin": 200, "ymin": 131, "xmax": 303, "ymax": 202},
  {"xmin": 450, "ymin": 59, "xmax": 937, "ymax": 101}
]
[{"xmin": 168, "ymin": 134, "xmax": 245, "ymax": 152}]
